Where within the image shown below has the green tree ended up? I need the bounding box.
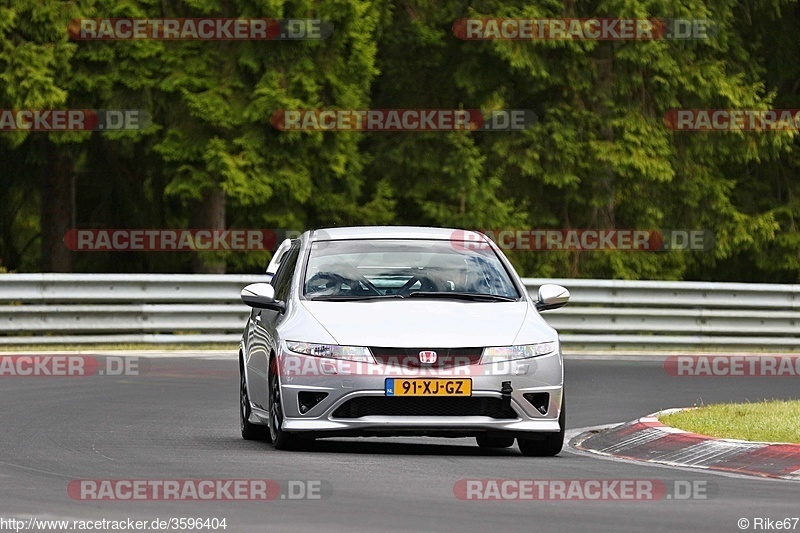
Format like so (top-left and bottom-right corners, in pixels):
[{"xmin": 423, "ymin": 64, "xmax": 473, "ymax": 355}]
[{"xmin": 366, "ymin": 0, "xmax": 796, "ymax": 280}]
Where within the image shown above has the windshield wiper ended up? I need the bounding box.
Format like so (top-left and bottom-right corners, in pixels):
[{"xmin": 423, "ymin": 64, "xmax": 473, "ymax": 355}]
[
  {"xmin": 307, "ymin": 294, "xmax": 404, "ymax": 301},
  {"xmin": 404, "ymin": 291, "xmax": 517, "ymax": 302}
]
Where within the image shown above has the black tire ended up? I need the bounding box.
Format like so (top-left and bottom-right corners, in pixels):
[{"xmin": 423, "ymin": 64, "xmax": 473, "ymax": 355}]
[
  {"xmin": 268, "ymin": 356, "xmax": 302, "ymax": 450},
  {"xmin": 517, "ymin": 392, "xmax": 565, "ymax": 457},
  {"xmin": 240, "ymin": 365, "xmax": 270, "ymax": 441},
  {"xmin": 476, "ymin": 435, "xmax": 515, "ymax": 448}
]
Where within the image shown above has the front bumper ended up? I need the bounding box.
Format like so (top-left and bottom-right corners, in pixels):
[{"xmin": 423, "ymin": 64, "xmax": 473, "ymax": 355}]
[{"xmin": 271, "ymin": 350, "xmax": 564, "ymax": 438}]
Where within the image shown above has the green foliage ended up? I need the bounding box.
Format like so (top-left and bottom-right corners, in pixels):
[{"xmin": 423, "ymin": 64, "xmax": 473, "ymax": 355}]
[{"xmin": 0, "ymin": 0, "xmax": 798, "ymax": 279}]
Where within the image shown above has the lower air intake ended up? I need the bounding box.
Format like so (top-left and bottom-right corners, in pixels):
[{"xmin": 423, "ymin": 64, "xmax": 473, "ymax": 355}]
[{"xmin": 332, "ymin": 397, "xmax": 518, "ymax": 419}]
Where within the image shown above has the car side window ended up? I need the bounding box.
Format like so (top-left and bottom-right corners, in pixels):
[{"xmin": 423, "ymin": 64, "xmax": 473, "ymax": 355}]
[{"xmin": 271, "ymin": 242, "xmax": 301, "ymax": 301}]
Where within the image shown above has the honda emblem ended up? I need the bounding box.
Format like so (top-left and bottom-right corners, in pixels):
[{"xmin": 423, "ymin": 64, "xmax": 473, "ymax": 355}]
[{"xmin": 419, "ymin": 350, "xmax": 437, "ymax": 364}]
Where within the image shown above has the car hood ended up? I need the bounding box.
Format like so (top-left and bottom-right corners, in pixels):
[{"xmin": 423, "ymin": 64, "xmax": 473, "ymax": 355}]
[{"xmin": 300, "ymin": 300, "xmax": 548, "ymax": 348}]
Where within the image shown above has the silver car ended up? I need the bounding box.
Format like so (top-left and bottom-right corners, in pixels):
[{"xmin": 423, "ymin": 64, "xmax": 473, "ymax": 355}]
[{"xmin": 238, "ymin": 226, "xmax": 569, "ymax": 455}]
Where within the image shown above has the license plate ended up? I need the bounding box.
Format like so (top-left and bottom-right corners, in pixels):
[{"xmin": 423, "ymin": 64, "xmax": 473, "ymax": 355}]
[{"xmin": 385, "ymin": 378, "xmax": 472, "ymax": 397}]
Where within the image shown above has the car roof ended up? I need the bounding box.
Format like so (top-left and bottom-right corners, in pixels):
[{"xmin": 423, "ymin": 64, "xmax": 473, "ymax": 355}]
[{"xmin": 309, "ymin": 226, "xmax": 487, "ymax": 242}]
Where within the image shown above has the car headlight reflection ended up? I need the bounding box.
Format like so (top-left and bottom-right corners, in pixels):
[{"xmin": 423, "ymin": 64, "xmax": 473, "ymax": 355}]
[
  {"xmin": 480, "ymin": 341, "xmax": 556, "ymax": 364},
  {"xmin": 286, "ymin": 341, "xmax": 374, "ymax": 363}
]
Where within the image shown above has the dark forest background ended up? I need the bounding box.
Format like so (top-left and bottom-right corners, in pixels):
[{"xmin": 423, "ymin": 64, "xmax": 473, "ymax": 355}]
[{"xmin": 1, "ymin": 0, "xmax": 799, "ymax": 281}]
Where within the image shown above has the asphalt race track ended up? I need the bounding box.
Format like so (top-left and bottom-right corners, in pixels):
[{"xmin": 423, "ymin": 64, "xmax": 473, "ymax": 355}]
[{"xmin": 1, "ymin": 353, "xmax": 798, "ymax": 532}]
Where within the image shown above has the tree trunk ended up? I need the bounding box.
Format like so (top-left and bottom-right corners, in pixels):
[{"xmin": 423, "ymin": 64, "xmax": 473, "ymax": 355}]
[
  {"xmin": 40, "ymin": 151, "xmax": 73, "ymax": 272},
  {"xmin": 191, "ymin": 187, "xmax": 226, "ymax": 274},
  {"xmin": 594, "ymin": 41, "xmax": 616, "ymax": 228}
]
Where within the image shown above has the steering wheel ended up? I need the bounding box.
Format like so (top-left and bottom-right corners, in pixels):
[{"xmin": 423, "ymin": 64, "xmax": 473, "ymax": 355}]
[
  {"xmin": 306, "ymin": 272, "xmax": 381, "ymax": 296},
  {"xmin": 306, "ymin": 272, "xmax": 348, "ymax": 296}
]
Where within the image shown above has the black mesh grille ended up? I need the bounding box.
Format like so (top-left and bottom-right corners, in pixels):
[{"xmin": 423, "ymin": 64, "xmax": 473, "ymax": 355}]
[
  {"xmin": 369, "ymin": 347, "xmax": 483, "ymax": 369},
  {"xmin": 332, "ymin": 396, "xmax": 518, "ymax": 419}
]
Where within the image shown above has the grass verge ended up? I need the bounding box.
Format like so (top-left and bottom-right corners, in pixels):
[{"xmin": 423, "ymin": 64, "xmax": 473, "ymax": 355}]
[{"xmin": 658, "ymin": 400, "xmax": 800, "ymax": 444}]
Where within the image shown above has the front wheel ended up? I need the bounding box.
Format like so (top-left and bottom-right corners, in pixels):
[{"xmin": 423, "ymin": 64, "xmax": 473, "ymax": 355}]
[
  {"xmin": 518, "ymin": 392, "xmax": 565, "ymax": 457},
  {"xmin": 240, "ymin": 366, "xmax": 270, "ymax": 441},
  {"xmin": 268, "ymin": 357, "xmax": 302, "ymax": 450}
]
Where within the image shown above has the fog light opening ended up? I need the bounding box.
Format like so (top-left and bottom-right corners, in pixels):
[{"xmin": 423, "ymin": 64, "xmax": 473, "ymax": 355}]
[
  {"xmin": 298, "ymin": 391, "xmax": 328, "ymax": 414},
  {"xmin": 523, "ymin": 392, "xmax": 549, "ymax": 415}
]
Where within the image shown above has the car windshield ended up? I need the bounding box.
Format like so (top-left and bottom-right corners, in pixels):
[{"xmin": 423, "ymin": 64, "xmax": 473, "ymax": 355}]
[{"xmin": 303, "ymin": 238, "xmax": 520, "ymax": 300}]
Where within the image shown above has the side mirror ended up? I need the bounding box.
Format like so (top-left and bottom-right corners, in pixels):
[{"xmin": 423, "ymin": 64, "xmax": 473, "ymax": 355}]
[
  {"xmin": 535, "ymin": 284, "xmax": 569, "ymax": 312},
  {"xmin": 241, "ymin": 283, "xmax": 286, "ymax": 312}
]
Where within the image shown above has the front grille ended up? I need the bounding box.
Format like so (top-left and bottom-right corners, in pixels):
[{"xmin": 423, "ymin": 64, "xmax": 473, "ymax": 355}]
[
  {"xmin": 332, "ymin": 396, "xmax": 518, "ymax": 419},
  {"xmin": 369, "ymin": 347, "xmax": 483, "ymax": 369}
]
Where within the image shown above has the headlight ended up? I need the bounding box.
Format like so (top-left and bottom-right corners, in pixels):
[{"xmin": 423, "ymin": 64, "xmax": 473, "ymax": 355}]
[
  {"xmin": 480, "ymin": 341, "xmax": 556, "ymax": 364},
  {"xmin": 285, "ymin": 341, "xmax": 374, "ymax": 362}
]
